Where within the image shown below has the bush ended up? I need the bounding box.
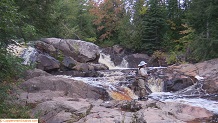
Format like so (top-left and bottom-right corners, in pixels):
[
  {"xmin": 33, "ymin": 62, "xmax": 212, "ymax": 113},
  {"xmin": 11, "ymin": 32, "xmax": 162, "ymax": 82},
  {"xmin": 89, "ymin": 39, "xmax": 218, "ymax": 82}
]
[
  {"xmin": 166, "ymin": 51, "xmax": 187, "ymax": 65},
  {"xmin": 0, "ymin": 82, "xmax": 31, "ymax": 118},
  {"xmin": 0, "ymin": 49, "xmax": 31, "ymax": 118},
  {"xmin": 0, "ymin": 49, "xmax": 28, "ymax": 83}
]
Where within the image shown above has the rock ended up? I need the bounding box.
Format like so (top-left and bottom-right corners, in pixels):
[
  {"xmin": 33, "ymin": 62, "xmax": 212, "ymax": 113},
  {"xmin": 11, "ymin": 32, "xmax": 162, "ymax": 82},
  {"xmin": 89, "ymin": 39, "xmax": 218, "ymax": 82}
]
[
  {"xmin": 19, "ymin": 90, "xmax": 65, "ymax": 104},
  {"xmin": 89, "ymin": 63, "xmax": 109, "ymax": 71},
  {"xmin": 125, "ymin": 53, "xmax": 150, "ymax": 68},
  {"xmin": 36, "ymin": 54, "xmax": 60, "ymax": 71},
  {"xmin": 24, "ymin": 68, "xmax": 51, "ymax": 80},
  {"xmin": 40, "ymin": 38, "xmax": 100, "ymax": 63},
  {"xmin": 157, "ymin": 101, "xmax": 213, "ymax": 122},
  {"xmin": 100, "ymin": 45, "xmax": 127, "ymax": 67},
  {"xmin": 135, "ymin": 100, "xmax": 214, "ymax": 123},
  {"xmin": 20, "ymin": 75, "xmax": 110, "ymax": 100},
  {"xmin": 35, "ymin": 41, "xmax": 56, "ymax": 54},
  {"xmin": 32, "ymin": 97, "xmax": 92, "ymax": 123},
  {"xmin": 62, "ymin": 56, "xmax": 78, "ymax": 69},
  {"xmin": 76, "ymin": 104, "xmax": 135, "ymax": 123},
  {"xmin": 169, "ymin": 58, "xmax": 218, "ymax": 93},
  {"xmin": 72, "ymin": 63, "xmax": 109, "ymax": 72},
  {"xmin": 72, "ymin": 63, "xmax": 90, "ymax": 72},
  {"xmin": 112, "ymin": 45, "xmax": 124, "ymax": 54}
]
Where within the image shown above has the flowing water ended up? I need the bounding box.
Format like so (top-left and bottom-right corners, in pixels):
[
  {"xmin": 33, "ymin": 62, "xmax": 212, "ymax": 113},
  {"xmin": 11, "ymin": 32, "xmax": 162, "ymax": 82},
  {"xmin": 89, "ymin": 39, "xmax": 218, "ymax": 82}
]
[{"xmin": 20, "ymin": 46, "xmax": 218, "ymax": 117}]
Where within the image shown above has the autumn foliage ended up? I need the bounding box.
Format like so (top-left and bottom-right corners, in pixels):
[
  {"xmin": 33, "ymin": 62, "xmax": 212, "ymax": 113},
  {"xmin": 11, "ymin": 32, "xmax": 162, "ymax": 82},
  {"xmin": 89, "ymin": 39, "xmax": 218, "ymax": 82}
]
[{"xmin": 89, "ymin": 0, "xmax": 124, "ymax": 41}]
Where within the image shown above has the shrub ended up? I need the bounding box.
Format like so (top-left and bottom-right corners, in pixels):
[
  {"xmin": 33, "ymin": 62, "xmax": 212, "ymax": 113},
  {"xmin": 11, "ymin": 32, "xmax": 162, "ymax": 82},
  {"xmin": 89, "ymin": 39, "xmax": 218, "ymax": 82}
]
[{"xmin": 0, "ymin": 49, "xmax": 28, "ymax": 83}]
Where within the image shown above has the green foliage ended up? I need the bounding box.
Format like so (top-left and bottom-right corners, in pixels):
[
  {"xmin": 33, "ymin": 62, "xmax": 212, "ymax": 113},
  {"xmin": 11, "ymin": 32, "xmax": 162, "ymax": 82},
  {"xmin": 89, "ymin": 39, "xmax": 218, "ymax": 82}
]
[
  {"xmin": 166, "ymin": 51, "xmax": 178, "ymax": 64},
  {"xmin": 166, "ymin": 51, "xmax": 187, "ymax": 64},
  {"xmin": 0, "ymin": 82, "xmax": 30, "ymax": 118},
  {"xmin": 97, "ymin": 40, "xmax": 116, "ymax": 48},
  {"xmin": 0, "ymin": 50, "xmax": 28, "ymax": 82},
  {"xmin": 89, "ymin": 0, "xmax": 125, "ymax": 42},
  {"xmin": 85, "ymin": 37, "xmax": 97, "ymax": 43},
  {"xmin": 188, "ymin": 36, "xmax": 218, "ymax": 62},
  {"xmin": 20, "ymin": 24, "xmax": 37, "ymax": 40},
  {"xmin": 132, "ymin": 0, "xmax": 167, "ymax": 54},
  {"xmin": 1, "ymin": 0, "xmax": 218, "ymax": 65},
  {"xmin": 0, "ymin": 0, "xmax": 22, "ymax": 45},
  {"xmin": 185, "ymin": 0, "xmax": 218, "ymax": 61}
]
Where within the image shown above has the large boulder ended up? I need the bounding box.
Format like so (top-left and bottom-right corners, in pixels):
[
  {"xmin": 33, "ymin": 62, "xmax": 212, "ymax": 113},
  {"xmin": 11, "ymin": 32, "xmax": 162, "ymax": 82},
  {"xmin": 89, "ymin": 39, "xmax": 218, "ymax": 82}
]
[
  {"xmin": 125, "ymin": 53, "xmax": 150, "ymax": 68},
  {"xmin": 169, "ymin": 58, "xmax": 218, "ymax": 93},
  {"xmin": 35, "ymin": 41, "xmax": 56, "ymax": 55},
  {"xmin": 40, "ymin": 38, "xmax": 100, "ymax": 63},
  {"xmin": 36, "ymin": 54, "xmax": 60, "ymax": 71}
]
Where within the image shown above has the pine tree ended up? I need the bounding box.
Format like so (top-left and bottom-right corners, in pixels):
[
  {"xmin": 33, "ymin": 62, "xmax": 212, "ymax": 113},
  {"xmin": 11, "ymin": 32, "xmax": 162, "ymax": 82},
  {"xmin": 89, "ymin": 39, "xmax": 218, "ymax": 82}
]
[
  {"xmin": 186, "ymin": 0, "xmax": 218, "ymax": 61},
  {"xmin": 132, "ymin": 0, "xmax": 167, "ymax": 54}
]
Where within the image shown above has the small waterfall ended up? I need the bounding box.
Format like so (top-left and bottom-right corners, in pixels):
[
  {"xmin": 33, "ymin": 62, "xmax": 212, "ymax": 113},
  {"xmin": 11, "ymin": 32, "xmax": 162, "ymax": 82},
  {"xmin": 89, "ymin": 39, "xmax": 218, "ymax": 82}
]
[
  {"xmin": 98, "ymin": 50, "xmax": 165, "ymax": 93},
  {"xmin": 20, "ymin": 46, "xmax": 38, "ymax": 65},
  {"xmin": 99, "ymin": 52, "xmax": 129, "ymax": 69},
  {"xmin": 99, "ymin": 52, "xmax": 116, "ymax": 69},
  {"xmin": 118, "ymin": 57, "xmax": 129, "ymax": 68}
]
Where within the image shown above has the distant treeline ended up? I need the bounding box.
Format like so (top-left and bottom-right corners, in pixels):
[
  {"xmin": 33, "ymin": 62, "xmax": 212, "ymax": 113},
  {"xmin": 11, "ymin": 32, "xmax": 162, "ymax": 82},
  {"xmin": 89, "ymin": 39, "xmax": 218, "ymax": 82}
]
[{"xmin": 1, "ymin": 0, "xmax": 218, "ymax": 62}]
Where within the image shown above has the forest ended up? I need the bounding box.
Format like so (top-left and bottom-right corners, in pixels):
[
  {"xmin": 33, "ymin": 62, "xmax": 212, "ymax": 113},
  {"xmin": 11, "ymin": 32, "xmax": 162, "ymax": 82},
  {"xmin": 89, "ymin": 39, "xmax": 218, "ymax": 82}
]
[{"xmin": 1, "ymin": 0, "xmax": 218, "ymax": 80}]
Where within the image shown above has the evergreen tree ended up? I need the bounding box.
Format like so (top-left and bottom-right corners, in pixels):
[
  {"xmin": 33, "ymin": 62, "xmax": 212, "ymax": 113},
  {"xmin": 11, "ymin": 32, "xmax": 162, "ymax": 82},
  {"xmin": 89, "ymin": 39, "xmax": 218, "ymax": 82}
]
[
  {"xmin": 186, "ymin": 0, "xmax": 218, "ymax": 61},
  {"xmin": 132, "ymin": 0, "xmax": 167, "ymax": 54},
  {"xmin": 163, "ymin": 0, "xmax": 186, "ymax": 52}
]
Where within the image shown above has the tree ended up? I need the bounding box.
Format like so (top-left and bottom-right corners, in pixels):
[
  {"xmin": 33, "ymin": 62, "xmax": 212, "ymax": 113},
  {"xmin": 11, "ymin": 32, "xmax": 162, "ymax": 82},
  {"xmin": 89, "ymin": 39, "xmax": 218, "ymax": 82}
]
[
  {"xmin": 162, "ymin": 0, "xmax": 186, "ymax": 52},
  {"xmin": 186, "ymin": 0, "xmax": 218, "ymax": 61},
  {"xmin": 89, "ymin": 0, "xmax": 125, "ymax": 43},
  {"xmin": 0, "ymin": 0, "xmax": 27, "ymax": 82},
  {"xmin": 14, "ymin": 0, "xmax": 60, "ymax": 40},
  {"xmin": 0, "ymin": 0, "xmax": 22, "ymax": 47},
  {"xmin": 132, "ymin": 0, "xmax": 167, "ymax": 54}
]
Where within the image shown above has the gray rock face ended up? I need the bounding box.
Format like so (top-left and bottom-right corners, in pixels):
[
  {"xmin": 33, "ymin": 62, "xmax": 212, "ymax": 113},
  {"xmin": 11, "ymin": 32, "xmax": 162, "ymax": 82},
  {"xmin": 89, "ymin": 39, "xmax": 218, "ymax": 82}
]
[
  {"xmin": 169, "ymin": 58, "xmax": 218, "ymax": 93},
  {"xmin": 62, "ymin": 56, "xmax": 78, "ymax": 69},
  {"xmin": 36, "ymin": 54, "xmax": 60, "ymax": 71},
  {"xmin": 35, "ymin": 41, "xmax": 56, "ymax": 54},
  {"xmin": 41, "ymin": 38, "xmax": 100, "ymax": 63},
  {"xmin": 125, "ymin": 53, "xmax": 150, "ymax": 68},
  {"xmin": 30, "ymin": 38, "xmax": 109, "ymax": 74}
]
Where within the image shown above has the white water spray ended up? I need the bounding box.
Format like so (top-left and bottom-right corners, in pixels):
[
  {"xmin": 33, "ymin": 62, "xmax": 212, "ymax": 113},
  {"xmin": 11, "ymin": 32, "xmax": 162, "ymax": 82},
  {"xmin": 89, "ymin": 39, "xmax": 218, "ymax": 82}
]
[
  {"xmin": 99, "ymin": 52, "xmax": 129, "ymax": 69},
  {"xmin": 21, "ymin": 46, "xmax": 38, "ymax": 65}
]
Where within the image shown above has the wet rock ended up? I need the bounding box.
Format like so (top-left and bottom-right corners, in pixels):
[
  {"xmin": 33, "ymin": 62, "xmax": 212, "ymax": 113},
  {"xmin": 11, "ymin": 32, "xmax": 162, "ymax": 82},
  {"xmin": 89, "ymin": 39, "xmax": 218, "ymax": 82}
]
[
  {"xmin": 125, "ymin": 53, "xmax": 150, "ymax": 68},
  {"xmin": 169, "ymin": 58, "xmax": 218, "ymax": 93}
]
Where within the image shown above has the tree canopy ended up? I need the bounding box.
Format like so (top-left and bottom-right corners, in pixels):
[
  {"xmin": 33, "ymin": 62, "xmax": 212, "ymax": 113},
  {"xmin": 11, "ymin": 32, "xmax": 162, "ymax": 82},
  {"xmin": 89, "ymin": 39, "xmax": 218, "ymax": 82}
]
[{"xmin": 1, "ymin": 0, "xmax": 218, "ymax": 63}]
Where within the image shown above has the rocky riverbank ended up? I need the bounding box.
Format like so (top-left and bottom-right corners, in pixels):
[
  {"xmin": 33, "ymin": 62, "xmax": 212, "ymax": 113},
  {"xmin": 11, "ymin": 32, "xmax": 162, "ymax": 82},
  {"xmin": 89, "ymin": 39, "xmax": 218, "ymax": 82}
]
[{"xmin": 8, "ymin": 38, "xmax": 218, "ymax": 123}]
